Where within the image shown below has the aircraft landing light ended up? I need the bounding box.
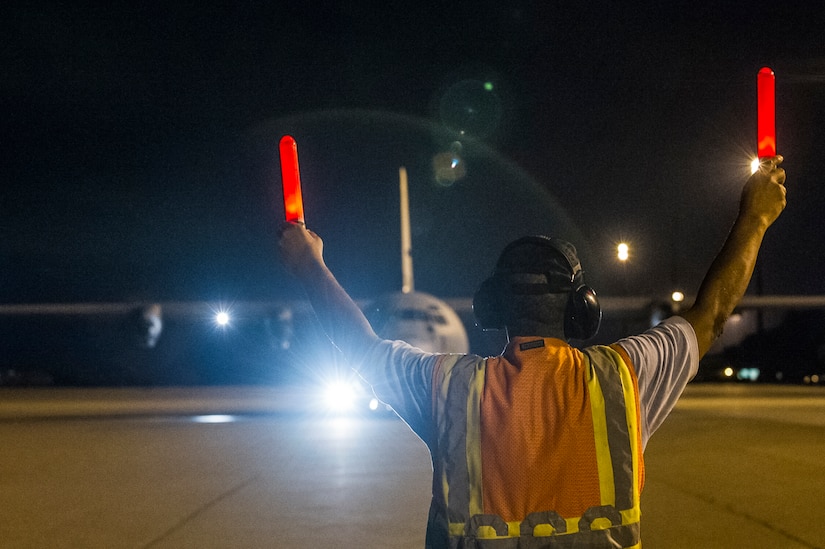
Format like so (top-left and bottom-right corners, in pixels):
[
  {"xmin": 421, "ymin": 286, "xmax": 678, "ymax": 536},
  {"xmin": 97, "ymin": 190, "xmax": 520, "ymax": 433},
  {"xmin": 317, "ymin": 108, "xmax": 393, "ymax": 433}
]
[
  {"xmin": 323, "ymin": 381, "xmax": 358, "ymax": 412},
  {"xmin": 191, "ymin": 414, "xmax": 238, "ymax": 424}
]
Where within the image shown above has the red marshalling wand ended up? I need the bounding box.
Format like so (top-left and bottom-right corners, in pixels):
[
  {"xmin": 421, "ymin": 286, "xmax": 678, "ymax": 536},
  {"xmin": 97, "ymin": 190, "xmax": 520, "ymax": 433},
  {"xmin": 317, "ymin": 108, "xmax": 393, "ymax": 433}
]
[
  {"xmin": 757, "ymin": 67, "xmax": 776, "ymax": 159},
  {"xmin": 279, "ymin": 135, "xmax": 305, "ymax": 224}
]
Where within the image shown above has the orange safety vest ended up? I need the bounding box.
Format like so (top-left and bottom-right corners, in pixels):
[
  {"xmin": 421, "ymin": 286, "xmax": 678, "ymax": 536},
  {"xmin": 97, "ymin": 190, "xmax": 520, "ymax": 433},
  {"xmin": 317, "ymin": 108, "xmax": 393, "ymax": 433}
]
[{"xmin": 426, "ymin": 337, "xmax": 644, "ymax": 549}]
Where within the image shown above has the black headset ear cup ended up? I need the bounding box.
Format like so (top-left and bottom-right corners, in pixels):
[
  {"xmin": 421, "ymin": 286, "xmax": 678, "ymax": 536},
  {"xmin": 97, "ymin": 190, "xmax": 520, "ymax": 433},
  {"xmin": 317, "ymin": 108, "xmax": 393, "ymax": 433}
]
[
  {"xmin": 473, "ymin": 276, "xmax": 505, "ymax": 330},
  {"xmin": 564, "ymin": 285, "xmax": 602, "ymax": 340}
]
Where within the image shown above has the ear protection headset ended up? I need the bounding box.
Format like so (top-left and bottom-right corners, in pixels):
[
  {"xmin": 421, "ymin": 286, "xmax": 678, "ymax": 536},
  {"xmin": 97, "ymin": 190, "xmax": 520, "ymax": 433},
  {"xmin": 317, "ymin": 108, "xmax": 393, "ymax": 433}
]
[{"xmin": 473, "ymin": 236, "xmax": 602, "ymax": 340}]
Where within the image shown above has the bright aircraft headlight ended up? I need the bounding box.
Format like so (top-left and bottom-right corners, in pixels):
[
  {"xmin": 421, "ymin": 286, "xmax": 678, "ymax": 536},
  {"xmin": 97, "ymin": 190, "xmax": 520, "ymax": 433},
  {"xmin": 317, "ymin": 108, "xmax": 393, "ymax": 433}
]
[{"xmin": 323, "ymin": 381, "xmax": 357, "ymax": 411}]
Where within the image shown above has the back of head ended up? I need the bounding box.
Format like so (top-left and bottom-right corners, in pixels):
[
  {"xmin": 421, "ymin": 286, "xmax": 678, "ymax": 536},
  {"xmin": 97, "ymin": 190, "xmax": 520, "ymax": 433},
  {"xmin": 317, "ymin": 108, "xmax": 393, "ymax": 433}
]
[{"xmin": 473, "ymin": 236, "xmax": 601, "ymax": 340}]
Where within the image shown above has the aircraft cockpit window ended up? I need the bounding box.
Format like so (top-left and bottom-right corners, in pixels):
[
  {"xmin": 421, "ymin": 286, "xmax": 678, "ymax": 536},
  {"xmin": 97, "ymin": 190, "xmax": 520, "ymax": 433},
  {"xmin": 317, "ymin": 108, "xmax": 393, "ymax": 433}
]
[
  {"xmin": 398, "ymin": 309, "xmax": 428, "ymax": 321},
  {"xmin": 397, "ymin": 309, "xmax": 448, "ymax": 325}
]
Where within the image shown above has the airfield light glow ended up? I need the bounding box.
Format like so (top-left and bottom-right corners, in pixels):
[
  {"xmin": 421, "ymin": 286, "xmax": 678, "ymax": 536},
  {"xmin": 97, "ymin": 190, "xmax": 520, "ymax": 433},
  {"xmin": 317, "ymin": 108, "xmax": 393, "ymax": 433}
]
[
  {"xmin": 323, "ymin": 380, "xmax": 357, "ymax": 412},
  {"xmin": 192, "ymin": 414, "xmax": 238, "ymax": 424},
  {"xmin": 617, "ymin": 243, "xmax": 630, "ymax": 262},
  {"xmin": 757, "ymin": 67, "xmax": 776, "ymax": 159},
  {"xmin": 215, "ymin": 311, "xmax": 230, "ymax": 326},
  {"xmin": 279, "ymin": 135, "xmax": 305, "ymax": 224}
]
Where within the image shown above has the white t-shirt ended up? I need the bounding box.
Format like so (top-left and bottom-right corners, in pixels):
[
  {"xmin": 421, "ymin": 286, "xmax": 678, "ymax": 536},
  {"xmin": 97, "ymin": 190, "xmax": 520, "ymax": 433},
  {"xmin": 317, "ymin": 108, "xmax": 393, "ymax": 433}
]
[
  {"xmin": 615, "ymin": 315, "xmax": 699, "ymax": 448},
  {"xmin": 358, "ymin": 315, "xmax": 699, "ymax": 451}
]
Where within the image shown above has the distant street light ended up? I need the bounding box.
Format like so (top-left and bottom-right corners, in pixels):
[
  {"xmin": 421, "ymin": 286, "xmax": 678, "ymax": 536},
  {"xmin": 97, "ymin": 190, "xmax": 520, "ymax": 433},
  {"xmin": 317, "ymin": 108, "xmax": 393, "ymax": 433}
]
[
  {"xmin": 617, "ymin": 242, "xmax": 630, "ymax": 262},
  {"xmin": 215, "ymin": 311, "xmax": 231, "ymax": 327}
]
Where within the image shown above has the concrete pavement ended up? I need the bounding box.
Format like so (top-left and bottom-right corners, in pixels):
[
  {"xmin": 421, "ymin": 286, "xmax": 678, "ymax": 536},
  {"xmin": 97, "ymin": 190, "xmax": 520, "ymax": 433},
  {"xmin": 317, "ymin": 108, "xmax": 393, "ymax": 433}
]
[{"xmin": 1, "ymin": 383, "xmax": 823, "ymax": 548}]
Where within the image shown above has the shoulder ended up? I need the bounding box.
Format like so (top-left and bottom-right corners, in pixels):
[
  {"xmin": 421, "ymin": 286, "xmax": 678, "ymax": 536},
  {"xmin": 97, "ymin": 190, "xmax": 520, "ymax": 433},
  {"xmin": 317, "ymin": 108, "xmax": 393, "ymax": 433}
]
[
  {"xmin": 614, "ymin": 316, "xmax": 700, "ymax": 445},
  {"xmin": 615, "ymin": 316, "xmax": 698, "ymax": 371},
  {"xmin": 432, "ymin": 352, "xmax": 486, "ymax": 382}
]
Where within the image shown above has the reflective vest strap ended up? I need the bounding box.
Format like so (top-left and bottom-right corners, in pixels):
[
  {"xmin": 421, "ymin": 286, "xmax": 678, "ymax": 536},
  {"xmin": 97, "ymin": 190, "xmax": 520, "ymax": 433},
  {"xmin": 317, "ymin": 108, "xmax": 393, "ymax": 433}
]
[
  {"xmin": 584, "ymin": 346, "xmax": 640, "ymax": 513},
  {"xmin": 435, "ymin": 354, "xmax": 487, "ymax": 526},
  {"xmin": 610, "ymin": 343, "xmax": 645, "ymax": 494},
  {"xmin": 520, "ymin": 511, "xmax": 567, "ymax": 536},
  {"xmin": 466, "ymin": 358, "xmax": 486, "ymax": 517},
  {"xmin": 584, "ymin": 366, "xmax": 616, "ymax": 507},
  {"xmin": 449, "ymin": 516, "xmax": 640, "ymax": 547}
]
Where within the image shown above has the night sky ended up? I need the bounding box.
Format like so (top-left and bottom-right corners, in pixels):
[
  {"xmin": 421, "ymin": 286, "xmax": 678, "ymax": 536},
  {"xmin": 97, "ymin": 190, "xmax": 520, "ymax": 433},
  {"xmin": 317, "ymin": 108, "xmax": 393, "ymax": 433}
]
[{"xmin": 4, "ymin": 2, "xmax": 825, "ymax": 305}]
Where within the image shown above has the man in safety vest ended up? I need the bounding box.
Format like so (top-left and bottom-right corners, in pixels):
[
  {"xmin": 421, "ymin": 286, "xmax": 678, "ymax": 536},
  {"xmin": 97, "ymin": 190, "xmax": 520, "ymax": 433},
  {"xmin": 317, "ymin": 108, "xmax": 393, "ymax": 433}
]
[{"xmin": 277, "ymin": 157, "xmax": 786, "ymax": 548}]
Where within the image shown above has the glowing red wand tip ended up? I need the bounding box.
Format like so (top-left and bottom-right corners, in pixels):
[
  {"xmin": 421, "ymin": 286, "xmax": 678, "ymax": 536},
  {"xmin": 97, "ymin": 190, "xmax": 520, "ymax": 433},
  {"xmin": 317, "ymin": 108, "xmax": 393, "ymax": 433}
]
[
  {"xmin": 757, "ymin": 67, "xmax": 776, "ymax": 159},
  {"xmin": 279, "ymin": 135, "xmax": 305, "ymax": 224}
]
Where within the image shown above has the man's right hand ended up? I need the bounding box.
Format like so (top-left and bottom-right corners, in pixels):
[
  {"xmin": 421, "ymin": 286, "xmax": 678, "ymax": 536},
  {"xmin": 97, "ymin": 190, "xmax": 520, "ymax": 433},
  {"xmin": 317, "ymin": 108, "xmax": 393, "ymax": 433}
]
[
  {"xmin": 740, "ymin": 155, "xmax": 787, "ymax": 229},
  {"xmin": 275, "ymin": 221, "xmax": 381, "ymax": 357},
  {"xmin": 682, "ymin": 155, "xmax": 788, "ymax": 358}
]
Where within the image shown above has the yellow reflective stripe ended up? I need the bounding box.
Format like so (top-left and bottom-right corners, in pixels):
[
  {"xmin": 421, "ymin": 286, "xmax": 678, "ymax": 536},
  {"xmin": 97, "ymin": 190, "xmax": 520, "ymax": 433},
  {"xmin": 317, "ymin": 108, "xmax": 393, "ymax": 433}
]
[
  {"xmin": 450, "ymin": 522, "xmax": 515, "ymax": 539},
  {"xmin": 451, "ymin": 517, "xmax": 585, "ymax": 539},
  {"xmin": 441, "ymin": 472, "xmax": 451, "ymax": 526},
  {"xmin": 466, "ymin": 358, "xmax": 486, "ymax": 517},
  {"xmin": 564, "ymin": 516, "xmax": 581, "ymax": 534},
  {"xmin": 437, "ymin": 354, "xmax": 461, "ymax": 404},
  {"xmin": 453, "ymin": 515, "xmax": 641, "ymax": 540},
  {"xmin": 475, "ymin": 525, "xmax": 501, "ymax": 538},
  {"xmin": 621, "ymin": 507, "xmax": 641, "ymax": 525},
  {"xmin": 616, "ymin": 357, "xmax": 641, "ymax": 507},
  {"xmin": 586, "ymin": 359, "xmax": 616, "ymax": 506}
]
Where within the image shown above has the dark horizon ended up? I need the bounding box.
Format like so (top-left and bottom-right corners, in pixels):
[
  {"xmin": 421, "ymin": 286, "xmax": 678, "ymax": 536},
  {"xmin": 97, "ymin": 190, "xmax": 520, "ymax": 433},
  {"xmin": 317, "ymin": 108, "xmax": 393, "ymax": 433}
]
[{"xmin": 4, "ymin": 3, "xmax": 824, "ymax": 305}]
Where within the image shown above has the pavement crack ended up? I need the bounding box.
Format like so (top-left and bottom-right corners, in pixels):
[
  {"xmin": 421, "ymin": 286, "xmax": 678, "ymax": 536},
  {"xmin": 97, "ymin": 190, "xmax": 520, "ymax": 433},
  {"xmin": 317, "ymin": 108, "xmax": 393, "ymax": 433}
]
[
  {"xmin": 141, "ymin": 474, "xmax": 260, "ymax": 548},
  {"xmin": 654, "ymin": 478, "xmax": 822, "ymax": 549}
]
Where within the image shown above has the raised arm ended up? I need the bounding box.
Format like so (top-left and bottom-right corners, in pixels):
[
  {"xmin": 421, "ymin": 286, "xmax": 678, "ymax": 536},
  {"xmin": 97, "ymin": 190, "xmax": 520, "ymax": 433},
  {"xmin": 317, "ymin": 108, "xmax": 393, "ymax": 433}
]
[
  {"xmin": 277, "ymin": 222, "xmax": 380, "ymax": 359},
  {"xmin": 681, "ymin": 156, "xmax": 787, "ymax": 357}
]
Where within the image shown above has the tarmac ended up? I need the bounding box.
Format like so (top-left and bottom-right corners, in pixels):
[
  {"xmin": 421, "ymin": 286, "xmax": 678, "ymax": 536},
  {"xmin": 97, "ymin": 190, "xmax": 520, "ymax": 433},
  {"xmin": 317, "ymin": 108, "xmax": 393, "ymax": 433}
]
[{"xmin": 1, "ymin": 383, "xmax": 823, "ymax": 548}]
